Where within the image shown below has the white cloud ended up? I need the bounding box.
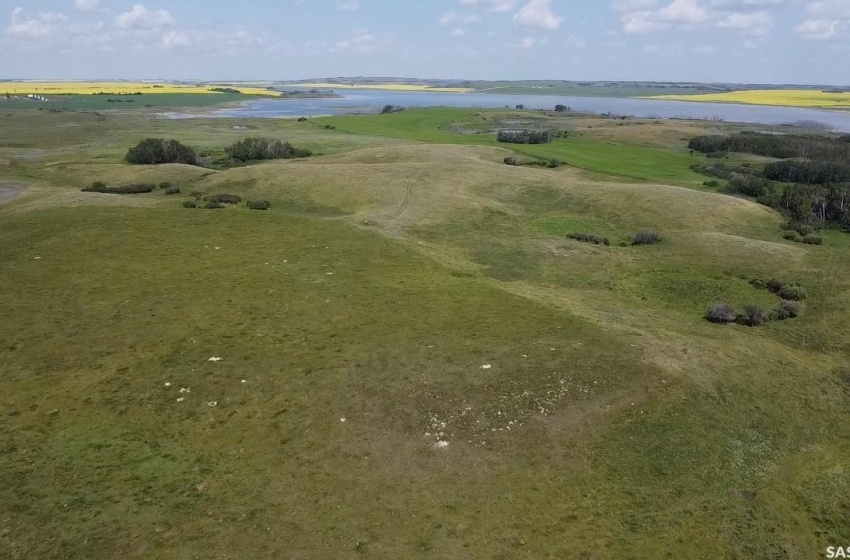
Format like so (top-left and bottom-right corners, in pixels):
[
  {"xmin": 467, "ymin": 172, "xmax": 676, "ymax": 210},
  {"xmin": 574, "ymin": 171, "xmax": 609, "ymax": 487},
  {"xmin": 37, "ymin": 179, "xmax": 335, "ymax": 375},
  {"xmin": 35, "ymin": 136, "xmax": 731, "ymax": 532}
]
[
  {"xmin": 6, "ymin": 8, "xmax": 67, "ymax": 40},
  {"xmin": 115, "ymin": 4, "xmax": 175, "ymax": 30},
  {"xmin": 514, "ymin": 0, "xmax": 562, "ymax": 29},
  {"xmin": 451, "ymin": 27, "xmax": 467, "ymax": 37},
  {"xmin": 506, "ymin": 35, "xmax": 543, "ymax": 49},
  {"xmin": 74, "ymin": 0, "xmax": 100, "ymax": 11},
  {"xmin": 794, "ymin": 17, "xmax": 840, "ymax": 38},
  {"xmin": 459, "ymin": 0, "xmax": 520, "ymax": 13},
  {"xmin": 336, "ymin": 0, "xmax": 361, "ymax": 11},
  {"xmin": 439, "ymin": 12, "xmax": 481, "ymax": 25},
  {"xmin": 795, "ymin": 0, "xmax": 850, "ymax": 39},
  {"xmin": 715, "ymin": 10, "xmax": 773, "ymax": 34},
  {"xmin": 159, "ymin": 29, "xmax": 191, "ymax": 48},
  {"xmin": 657, "ymin": 0, "xmax": 708, "ymax": 23}
]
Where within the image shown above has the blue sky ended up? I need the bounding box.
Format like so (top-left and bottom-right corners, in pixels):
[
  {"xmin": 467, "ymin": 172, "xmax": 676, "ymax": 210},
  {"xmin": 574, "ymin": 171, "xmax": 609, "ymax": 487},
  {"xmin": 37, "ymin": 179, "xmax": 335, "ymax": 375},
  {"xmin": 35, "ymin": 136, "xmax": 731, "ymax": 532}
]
[{"xmin": 1, "ymin": 0, "xmax": 849, "ymax": 84}]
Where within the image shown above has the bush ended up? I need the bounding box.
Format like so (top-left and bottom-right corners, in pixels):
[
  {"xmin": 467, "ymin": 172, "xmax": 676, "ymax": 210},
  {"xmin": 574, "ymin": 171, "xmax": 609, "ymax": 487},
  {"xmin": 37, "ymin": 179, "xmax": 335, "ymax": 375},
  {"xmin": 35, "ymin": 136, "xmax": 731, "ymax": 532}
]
[
  {"xmin": 706, "ymin": 302, "xmax": 738, "ymax": 324},
  {"xmin": 159, "ymin": 181, "xmax": 173, "ymax": 189},
  {"xmin": 247, "ymin": 200, "xmax": 271, "ymax": 210},
  {"xmin": 183, "ymin": 200, "xmax": 197, "ymax": 208},
  {"xmin": 125, "ymin": 138, "xmax": 197, "ymax": 165},
  {"xmin": 796, "ymin": 223, "xmax": 815, "ymax": 236},
  {"xmin": 765, "ymin": 278, "xmax": 784, "ymax": 293},
  {"xmin": 297, "ymin": 117, "xmax": 307, "ymax": 122},
  {"xmin": 82, "ymin": 183, "xmax": 155, "ymax": 194},
  {"xmin": 548, "ymin": 159, "xmax": 561, "ymax": 169},
  {"xmin": 225, "ymin": 137, "xmax": 311, "ymax": 162},
  {"xmin": 783, "ymin": 231, "xmax": 802, "ymax": 242},
  {"xmin": 190, "ymin": 191, "xmax": 203, "ymax": 200},
  {"xmin": 208, "ymin": 194, "xmax": 242, "ymax": 205},
  {"xmin": 802, "ymin": 234, "xmax": 823, "ymax": 245},
  {"xmin": 164, "ymin": 186, "xmax": 181, "ymax": 195},
  {"xmin": 323, "ymin": 125, "xmax": 335, "ymax": 130},
  {"xmin": 381, "ymin": 105, "xmax": 404, "ymax": 114},
  {"xmin": 773, "ymin": 300, "xmax": 803, "ymax": 320},
  {"xmin": 703, "ymin": 180, "xmax": 720, "ymax": 188},
  {"xmin": 778, "ymin": 284, "xmax": 807, "ymax": 301},
  {"xmin": 504, "ymin": 156, "xmax": 519, "ymax": 166},
  {"xmin": 749, "ymin": 277, "xmax": 767, "ymax": 290},
  {"xmin": 567, "ymin": 233, "xmax": 610, "ymax": 246},
  {"xmin": 737, "ymin": 304, "xmax": 769, "ymax": 327},
  {"xmin": 632, "ymin": 229, "xmax": 661, "ymax": 246},
  {"xmin": 497, "ymin": 130, "xmax": 554, "ymax": 145},
  {"xmin": 203, "ymin": 202, "xmax": 225, "ymax": 209}
]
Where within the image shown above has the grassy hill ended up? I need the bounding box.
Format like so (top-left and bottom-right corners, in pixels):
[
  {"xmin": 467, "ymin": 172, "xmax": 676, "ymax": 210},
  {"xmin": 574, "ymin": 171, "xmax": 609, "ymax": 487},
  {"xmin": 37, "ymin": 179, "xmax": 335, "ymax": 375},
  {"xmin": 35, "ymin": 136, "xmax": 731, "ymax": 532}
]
[{"xmin": 1, "ymin": 108, "xmax": 849, "ymax": 559}]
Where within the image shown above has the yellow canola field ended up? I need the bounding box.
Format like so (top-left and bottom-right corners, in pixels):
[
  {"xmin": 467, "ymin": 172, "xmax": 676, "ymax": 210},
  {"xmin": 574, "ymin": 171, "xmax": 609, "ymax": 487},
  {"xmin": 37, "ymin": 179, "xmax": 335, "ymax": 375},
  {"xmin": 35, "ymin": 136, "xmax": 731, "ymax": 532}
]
[
  {"xmin": 289, "ymin": 82, "xmax": 473, "ymax": 93},
  {"xmin": 649, "ymin": 89, "xmax": 850, "ymax": 108},
  {"xmin": 0, "ymin": 82, "xmax": 281, "ymax": 96}
]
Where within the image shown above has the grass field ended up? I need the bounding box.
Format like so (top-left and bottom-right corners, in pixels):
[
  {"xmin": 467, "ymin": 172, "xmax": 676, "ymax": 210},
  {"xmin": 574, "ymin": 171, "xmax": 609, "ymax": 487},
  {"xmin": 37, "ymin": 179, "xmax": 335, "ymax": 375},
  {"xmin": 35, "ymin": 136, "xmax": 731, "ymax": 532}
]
[
  {"xmin": 649, "ymin": 88, "xmax": 850, "ymax": 108},
  {"xmin": 1, "ymin": 106, "xmax": 849, "ymax": 559}
]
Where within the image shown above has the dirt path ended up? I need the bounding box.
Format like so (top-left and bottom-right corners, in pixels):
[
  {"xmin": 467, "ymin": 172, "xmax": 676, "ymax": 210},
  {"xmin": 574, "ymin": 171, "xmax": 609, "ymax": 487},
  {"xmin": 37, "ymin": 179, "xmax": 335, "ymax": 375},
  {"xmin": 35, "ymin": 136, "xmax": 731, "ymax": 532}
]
[{"xmin": 0, "ymin": 184, "xmax": 27, "ymax": 205}]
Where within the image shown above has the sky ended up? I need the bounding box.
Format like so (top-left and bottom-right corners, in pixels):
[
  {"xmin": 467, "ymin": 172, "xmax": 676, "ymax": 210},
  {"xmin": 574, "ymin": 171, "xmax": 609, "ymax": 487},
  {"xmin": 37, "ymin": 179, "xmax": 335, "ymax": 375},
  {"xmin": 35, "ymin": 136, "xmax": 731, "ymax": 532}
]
[{"xmin": 1, "ymin": 0, "xmax": 849, "ymax": 84}]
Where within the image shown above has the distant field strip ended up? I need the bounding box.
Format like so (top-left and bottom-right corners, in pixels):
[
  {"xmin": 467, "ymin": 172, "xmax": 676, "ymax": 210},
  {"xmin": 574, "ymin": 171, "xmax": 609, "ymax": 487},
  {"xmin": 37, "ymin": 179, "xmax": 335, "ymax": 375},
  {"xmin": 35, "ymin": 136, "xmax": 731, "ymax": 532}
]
[
  {"xmin": 286, "ymin": 82, "xmax": 474, "ymax": 93},
  {"xmin": 648, "ymin": 89, "xmax": 850, "ymax": 108},
  {"xmin": 0, "ymin": 82, "xmax": 281, "ymax": 96}
]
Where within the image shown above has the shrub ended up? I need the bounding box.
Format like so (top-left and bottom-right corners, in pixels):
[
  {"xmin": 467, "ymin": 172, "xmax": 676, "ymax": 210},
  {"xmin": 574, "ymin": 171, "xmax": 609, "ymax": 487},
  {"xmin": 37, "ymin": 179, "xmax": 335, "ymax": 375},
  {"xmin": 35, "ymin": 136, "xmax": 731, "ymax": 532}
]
[
  {"xmin": 183, "ymin": 200, "xmax": 197, "ymax": 208},
  {"xmin": 567, "ymin": 233, "xmax": 610, "ymax": 246},
  {"xmin": 208, "ymin": 194, "xmax": 242, "ymax": 204},
  {"xmin": 297, "ymin": 117, "xmax": 307, "ymax": 122},
  {"xmin": 381, "ymin": 105, "xmax": 405, "ymax": 114},
  {"xmin": 632, "ymin": 229, "xmax": 661, "ymax": 246},
  {"xmin": 159, "ymin": 181, "xmax": 173, "ymax": 189},
  {"xmin": 738, "ymin": 304, "xmax": 769, "ymax": 327},
  {"xmin": 504, "ymin": 156, "xmax": 519, "ymax": 166},
  {"xmin": 765, "ymin": 278, "xmax": 784, "ymax": 293},
  {"xmin": 778, "ymin": 284, "xmax": 807, "ymax": 301},
  {"xmin": 749, "ymin": 277, "xmax": 767, "ymax": 290},
  {"xmin": 203, "ymin": 202, "xmax": 225, "ymax": 209},
  {"xmin": 190, "ymin": 191, "xmax": 203, "ymax": 200},
  {"xmin": 125, "ymin": 138, "xmax": 197, "ymax": 165},
  {"xmin": 247, "ymin": 200, "xmax": 271, "ymax": 210},
  {"xmin": 323, "ymin": 125, "xmax": 335, "ymax": 130},
  {"xmin": 773, "ymin": 300, "xmax": 803, "ymax": 320},
  {"xmin": 82, "ymin": 183, "xmax": 155, "ymax": 194},
  {"xmin": 706, "ymin": 302, "xmax": 738, "ymax": 324},
  {"xmin": 225, "ymin": 137, "xmax": 311, "ymax": 162},
  {"xmin": 802, "ymin": 234, "xmax": 823, "ymax": 245},
  {"xmin": 548, "ymin": 159, "xmax": 561, "ymax": 169},
  {"xmin": 783, "ymin": 231, "xmax": 802, "ymax": 242},
  {"xmin": 796, "ymin": 223, "xmax": 815, "ymax": 236},
  {"xmin": 703, "ymin": 180, "xmax": 720, "ymax": 188},
  {"xmin": 497, "ymin": 130, "xmax": 554, "ymax": 145},
  {"xmin": 164, "ymin": 187, "xmax": 181, "ymax": 195}
]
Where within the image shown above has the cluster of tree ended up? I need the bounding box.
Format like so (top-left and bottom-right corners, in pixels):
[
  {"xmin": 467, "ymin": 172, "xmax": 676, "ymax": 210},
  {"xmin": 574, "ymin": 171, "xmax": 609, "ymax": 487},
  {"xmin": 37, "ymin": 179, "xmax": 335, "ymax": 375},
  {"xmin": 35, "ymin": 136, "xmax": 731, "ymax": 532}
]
[
  {"xmin": 497, "ymin": 130, "xmax": 555, "ymax": 144},
  {"xmin": 689, "ymin": 132, "xmax": 850, "ymax": 161},
  {"xmin": 82, "ymin": 181, "xmax": 155, "ymax": 194},
  {"xmin": 763, "ymin": 160, "xmax": 850, "ymax": 185},
  {"xmin": 209, "ymin": 87, "xmax": 241, "ymax": 94},
  {"xmin": 225, "ymin": 137, "xmax": 312, "ymax": 162},
  {"xmin": 380, "ymin": 105, "xmax": 404, "ymax": 114},
  {"xmin": 567, "ymin": 232, "xmax": 609, "ymax": 246},
  {"xmin": 126, "ymin": 138, "xmax": 198, "ymax": 165},
  {"xmin": 779, "ymin": 183, "xmax": 850, "ymax": 226},
  {"xmin": 554, "ymin": 105, "xmax": 570, "ymax": 112}
]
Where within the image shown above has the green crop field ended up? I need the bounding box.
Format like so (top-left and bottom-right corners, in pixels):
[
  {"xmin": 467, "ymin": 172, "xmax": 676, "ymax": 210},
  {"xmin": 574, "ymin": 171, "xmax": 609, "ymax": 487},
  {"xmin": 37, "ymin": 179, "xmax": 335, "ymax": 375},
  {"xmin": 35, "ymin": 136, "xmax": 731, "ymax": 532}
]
[{"xmin": 1, "ymin": 106, "xmax": 849, "ymax": 559}]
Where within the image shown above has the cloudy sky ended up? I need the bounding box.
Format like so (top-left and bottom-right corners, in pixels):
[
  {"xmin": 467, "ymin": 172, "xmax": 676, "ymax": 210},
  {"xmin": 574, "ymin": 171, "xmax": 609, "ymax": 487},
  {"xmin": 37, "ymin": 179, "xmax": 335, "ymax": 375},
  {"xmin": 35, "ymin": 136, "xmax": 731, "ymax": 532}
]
[{"xmin": 2, "ymin": 0, "xmax": 849, "ymax": 84}]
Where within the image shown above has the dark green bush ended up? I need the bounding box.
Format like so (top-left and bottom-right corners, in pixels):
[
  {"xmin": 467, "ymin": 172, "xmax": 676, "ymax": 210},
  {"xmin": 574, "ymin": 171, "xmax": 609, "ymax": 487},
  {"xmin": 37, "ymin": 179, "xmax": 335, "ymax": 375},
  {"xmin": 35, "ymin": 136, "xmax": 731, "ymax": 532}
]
[
  {"xmin": 632, "ymin": 229, "xmax": 661, "ymax": 246},
  {"xmin": 778, "ymin": 284, "xmax": 807, "ymax": 301},
  {"xmin": 567, "ymin": 233, "xmax": 610, "ymax": 246},
  {"xmin": 504, "ymin": 156, "xmax": 519, "ymax": 166},
  {"xmin": 706, "ymin": 302, "xmax": 737, "ymax": 324},
  {"xmin": 738, "ymin": 304, "xmax": 769, "ymax": 327},
  {"xmin": 164, "ymin": 187, "xmax": 181, "ymax": 195},
  {"xmin": 91, "ymin": 181, "xmax": 107, "ymax": 190},
  {"xmin": 749, "ymin": 277, "xmax": 767, "ymax": 290},
  {"xmin": 159, "ymin": 181, "xmax": 173, "ymax": 189},
  {"xmin": 802, "ymin": 234, "xmax": 823, "ymax": 245},
  {"xmin": 548, "ymin": 159, "xmax": 561, "ymax": 169},
  {"xmin": 82, "ymin": 183, "xmax": 155, "ymax": 194},
  {"xmin": 703, "ymin": 180, "xmax": 720, "ymax": 188},
  {"xmin": 225, "ymin": 137, "xmax": 312, "ymax": 162},
  {"xmin": 183, "ymin": 200, "xmax": 197, "ymax": 208},
  {"xmin": 773, "ymin": 300, "xmax": 803, "ymax": 320},
  {"xmin": 208, "ymin": 194, "xmax": 242, "ymax": 204},
  {"xmin": 247, "ymin": 200, "xmax": 271, "ymax": 210},
  {"xmin": 203, "ymin": 202, "xmax": 225, "ymax": 209},
  {"xmin": 765, "ymin": 278, "xmax": 784, "ymax": 293},
  {"xmin": 125, "ymin": 138, "xmax": 197, "ymax": 165},
  {"xmin": 190, "ymin": 191, "xmax": 203, "ymax": 200},
  {"xmin": 497, "ymin": 130, "xmax": 554, "ymax": 145}
]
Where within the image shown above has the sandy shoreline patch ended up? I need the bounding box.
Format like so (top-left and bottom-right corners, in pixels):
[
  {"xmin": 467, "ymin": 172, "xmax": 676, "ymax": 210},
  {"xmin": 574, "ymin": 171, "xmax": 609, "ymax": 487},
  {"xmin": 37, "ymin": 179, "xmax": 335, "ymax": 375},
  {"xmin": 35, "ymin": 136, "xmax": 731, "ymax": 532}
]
[{"xmin": 0, "ymin": 184, "xmax": 27, "ymax": 205}]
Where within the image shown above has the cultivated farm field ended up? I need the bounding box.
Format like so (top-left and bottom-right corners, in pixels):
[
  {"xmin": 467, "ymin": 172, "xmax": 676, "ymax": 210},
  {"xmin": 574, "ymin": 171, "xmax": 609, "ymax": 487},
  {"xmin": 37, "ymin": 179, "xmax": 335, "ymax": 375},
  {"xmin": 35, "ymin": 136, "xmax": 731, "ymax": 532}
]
[{"xmin": 1, "ymin": 107, "xmax": 849, "ymax": 559}]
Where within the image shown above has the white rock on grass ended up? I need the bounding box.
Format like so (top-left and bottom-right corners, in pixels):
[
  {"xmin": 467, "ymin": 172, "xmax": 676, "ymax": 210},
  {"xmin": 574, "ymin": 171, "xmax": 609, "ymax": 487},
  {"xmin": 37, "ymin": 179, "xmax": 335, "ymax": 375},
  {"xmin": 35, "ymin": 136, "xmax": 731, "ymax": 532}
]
[
  {"xmin": 480, "ymin": 364, "xmax": 492, "ymax": 370},
  {"xmin": 208, "ymin": 357, "xmax": 223, "ymax": 362}
]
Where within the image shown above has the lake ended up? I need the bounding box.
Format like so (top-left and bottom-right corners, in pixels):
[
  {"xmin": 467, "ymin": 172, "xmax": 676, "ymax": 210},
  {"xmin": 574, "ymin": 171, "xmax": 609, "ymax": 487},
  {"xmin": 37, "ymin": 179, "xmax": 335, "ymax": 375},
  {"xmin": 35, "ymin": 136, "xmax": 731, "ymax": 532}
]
[{"xmin": 172, "ymin": 89, "xmax": 850, "ymax": 132}]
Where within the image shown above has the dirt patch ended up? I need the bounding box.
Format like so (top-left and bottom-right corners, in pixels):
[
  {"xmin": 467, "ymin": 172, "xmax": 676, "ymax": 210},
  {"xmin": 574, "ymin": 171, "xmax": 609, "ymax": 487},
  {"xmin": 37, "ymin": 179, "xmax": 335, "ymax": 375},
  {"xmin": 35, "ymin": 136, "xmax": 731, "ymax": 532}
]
[{"xmin": 0, "ymin": 183, "xmax": 27, "ymax": 205}]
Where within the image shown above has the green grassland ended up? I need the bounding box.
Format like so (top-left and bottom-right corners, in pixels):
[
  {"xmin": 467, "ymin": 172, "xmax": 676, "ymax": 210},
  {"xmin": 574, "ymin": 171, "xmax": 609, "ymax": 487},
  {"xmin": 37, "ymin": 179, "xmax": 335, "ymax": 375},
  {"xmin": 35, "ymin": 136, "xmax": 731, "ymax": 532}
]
[
  {"xmin": 1, "ymin": 106, "xmax": 850, "ymax": 559},
  {"xmin": 0, "ymin": 93, "xmax": 253, "ymax": 112}
]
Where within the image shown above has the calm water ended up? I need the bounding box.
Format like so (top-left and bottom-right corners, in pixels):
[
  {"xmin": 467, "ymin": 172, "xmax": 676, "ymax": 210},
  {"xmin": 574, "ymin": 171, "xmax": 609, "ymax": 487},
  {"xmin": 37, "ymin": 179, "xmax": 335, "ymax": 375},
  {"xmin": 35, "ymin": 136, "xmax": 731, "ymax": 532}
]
[{"xmin": 171, "ymin": 89, "xmax": 850, "ymax": 132}]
